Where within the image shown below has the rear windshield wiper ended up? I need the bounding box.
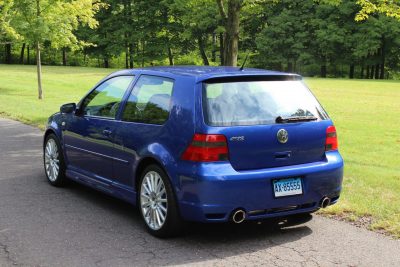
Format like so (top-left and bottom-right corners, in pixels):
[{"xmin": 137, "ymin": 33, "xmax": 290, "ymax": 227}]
[{"xmin": 275, "ymin": 115, "xmax": 318, "ymax": 123}]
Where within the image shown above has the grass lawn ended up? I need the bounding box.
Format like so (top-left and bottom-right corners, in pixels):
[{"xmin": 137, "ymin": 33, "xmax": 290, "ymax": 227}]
[
  {"xmin": 305, "ymin": 78, "xmax": 400, "ymax": 237},
  {"xmin": 0, "ymin": 64, "xmax": 114, "ymax": 128},
  {"xmin": 1, "ymin": 64, "xmax": 399, "ymax": 237}
]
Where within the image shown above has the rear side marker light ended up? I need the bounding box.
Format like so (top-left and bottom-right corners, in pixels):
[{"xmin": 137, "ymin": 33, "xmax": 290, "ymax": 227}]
[
  {"xmin": 181, "ymin": 134, "xmax": 229, "ymax": 162},
  {"xmin": 325, "ymin": 126, "xmax": 338, "ymax": 151}
]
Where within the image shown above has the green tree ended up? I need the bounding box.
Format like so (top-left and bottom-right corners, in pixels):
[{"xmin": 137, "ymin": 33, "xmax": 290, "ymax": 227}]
[
  {"xmin": 9, "ymin": 0, "xmax": 103, "ymax": 99},
  {"xmin": 255, "ymin": 0, "xmax": 315, "ymax": 72},
  {"xmin": 0, "ymin": 0, "xmax": 19, "ymax": 39},
  {"xmin": 0, "ymin": 0, "xmax": 19, "ymax": 64},
  {"xmin": 171, "ymin": 0, "xmax": 219, "ymax": 65},
  {"xmin": 356, "ymin": 0, "xmax": 400, "ymax": 20},
  {"xmin": 81, "ymin": 0, "xmax": 125, "ymax": 68},
  {"xmin": 216, "ymin": 0, "xmax": 243, "ymax": 66},
  {"xmin": 322, "ymin": 0, "xmax": 400, "ymax": 20},
  {"xmin": 217, "ymin": 0, "xmax": 303, "ymax": 67}
]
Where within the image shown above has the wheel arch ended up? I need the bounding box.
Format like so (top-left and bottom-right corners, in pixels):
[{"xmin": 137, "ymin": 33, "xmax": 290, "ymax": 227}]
[
  {"xmin": 43, "ymin": 119, "xmax": 63, "ymax": 146},
  {"xmin": 134, "ymin": 156, "xmax": 183, "ymax": 226},
  {"xmin": 135, "ymin": 157, "xmax": 166, "ymax": 193},
  {"xmin": 43, "ymin": 126, "xmax": 67, "ymax": 165},
  {"xmin": 43, "ymin": 128, "xmax": 58, "ymax": 145},
  {"xmin": 134, "ymin": 155, "xmax": 181, "ymax": 206}
]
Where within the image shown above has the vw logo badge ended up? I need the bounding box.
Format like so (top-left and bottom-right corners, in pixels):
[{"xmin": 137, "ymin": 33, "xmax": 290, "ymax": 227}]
[{"xmin": 277, "ymin": 129, "xmax": 288, "ymax": 144}]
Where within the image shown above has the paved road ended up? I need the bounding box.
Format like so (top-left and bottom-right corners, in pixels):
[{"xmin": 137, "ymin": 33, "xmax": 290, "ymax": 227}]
[{"xmin": 0, "ymin": 117, "xmax": 399, "ymax": 267}]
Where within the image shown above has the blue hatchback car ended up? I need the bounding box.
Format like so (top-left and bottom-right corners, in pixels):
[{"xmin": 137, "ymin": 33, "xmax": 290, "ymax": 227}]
[{"xmin": 43, "ymin": 66, "xmax": 343, "ymax": 237}]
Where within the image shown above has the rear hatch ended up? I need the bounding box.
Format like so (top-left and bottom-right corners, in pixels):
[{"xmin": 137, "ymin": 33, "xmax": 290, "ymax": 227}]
[{"xmin": 202, "ymin": 77, "xmax": 331, "ymax": 171}]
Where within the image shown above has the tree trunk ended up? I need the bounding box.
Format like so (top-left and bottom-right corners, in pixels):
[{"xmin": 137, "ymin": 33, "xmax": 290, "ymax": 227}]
[
  {"xmin": 212, "ymin": 33, "xmax": 216, "ymax": 62},
  {"xmin": 167, "ymin": 46, "xmax": 174, "ymax": 66},
  {"xmin": 141, "ymin": 40, "xmax": 145, "ymax": 67},
  {"xmin": 19, "ymin": 43, "xmax": 26, "ymax": 64},
  {"xmin": 379, "ymin": 61, "xmax": 385, "ymax": 79},
  {"xmin": 374, "ymin": 63, "xmax": 380, "ymax": 79},
  {"xmin": 360, "ymin": 64, "xmax": 364, "ymax": 79},
  {"xmin": 36, "ymin": 0, "xmax": 43, "ymax": 99},
  {"xmin": 27, "ymin": 45, "xmax": 30, "ymax": 64},
  {"xmin": 5, "ymin": 44, "xmax": 12, "ymax": 64},
  {"xmin": 62, "ymin": 48, "xmax": 67, "ymax": 66},
  {"xmin": 129, "ymin": 43, "xmax": 134, "ymax": 68},
  {"xmin": 125, "ymin": 41, "xmax": 129, "ymax": 69},
  {"xmin": 373, "ymin": 48, "xmax": 380, "ymax": 79},
  {"xmin": 219, "ymin": 33, "xmax": 224, "ymax": 65},
  {"xmin": 36, "ymin": 41, "xmax": 43, "ymax": 100},
  {"xmin": 370, "ymin": 65, "xmax": 375, "ymax": 79},
  {"xmin": 198, "ymin": 36, "xmax": 210, "ymax": 66},
  {"xmin": 124, "ymin": 31, "xmax": 132, "ymax": 69},
  {"xmin": 320, "ymin": 65, "xmax": 327, "ymax": 78},
  {"xmin": 123, "ymin": 1, "xmax": 129, "ymax": 69},
  {"xmin": 366, "ymin": 65, "xmax": 370, "ymax": 79},
  {"xmin": 380, "ymin": 41, "xmax": 385, "ymax": 79},
  {"xmin": 217, "ymin": 0, "xmax": 242, "ymax": 66},
  {"xmin": 349, "ymin": 64, "xmax": 355, "ymax": 79},
  {"xmin": 104, "ymin": 58, "xmax": 109, "ymax": 68},
  {"xmin": 287, "ymin": 61, "xmax": 293, "ymax": 72}
]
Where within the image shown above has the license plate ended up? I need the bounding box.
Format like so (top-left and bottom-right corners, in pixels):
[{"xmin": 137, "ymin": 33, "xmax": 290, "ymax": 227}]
[{"xmin": 273, "ymin": 178, "xmax": 303, "ymax": 197}]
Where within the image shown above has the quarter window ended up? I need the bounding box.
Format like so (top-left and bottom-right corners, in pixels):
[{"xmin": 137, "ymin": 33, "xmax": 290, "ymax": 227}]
[
  {"xmin": 122, "ymin": 75, "xmax": 173, "ymax": 124},
  {"xmin": 82, "ymin": 76, "xmax": 134, "ymax": 118}
]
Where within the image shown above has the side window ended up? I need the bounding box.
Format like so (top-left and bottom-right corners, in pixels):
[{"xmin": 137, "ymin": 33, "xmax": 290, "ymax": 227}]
[
  {"xmin": 122, "ymin": 75, "xmax": 174, "ymax": 124},
  {"xmin": 82, "ymin": 76, "xmax": 134, "ymax": 118}
]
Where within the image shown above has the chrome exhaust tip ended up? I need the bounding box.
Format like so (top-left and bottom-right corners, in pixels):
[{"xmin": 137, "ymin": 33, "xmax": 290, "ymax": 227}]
[
  {"xmin": 232, "ymin": 209, "xmax": 246, "ymax": 224},
  {"xmin": 320, "ymin": 197, "xmax": 331, "ymax": 208}
]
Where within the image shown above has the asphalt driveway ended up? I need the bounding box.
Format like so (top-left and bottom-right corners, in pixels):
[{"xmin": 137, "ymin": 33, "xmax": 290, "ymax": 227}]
[{"xmin": 0, "ymin": 117, "xmax": 399, "ymax": 267}]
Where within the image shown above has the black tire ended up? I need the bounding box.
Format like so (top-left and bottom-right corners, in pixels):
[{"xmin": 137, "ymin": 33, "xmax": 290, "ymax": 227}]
[
  {"xmin": 138, "ymin": 164, "xmax": 183, "ymax": 238},
  {"xmin": 43, "ymin": 134, "xmax": 68, "ymax": 187}
]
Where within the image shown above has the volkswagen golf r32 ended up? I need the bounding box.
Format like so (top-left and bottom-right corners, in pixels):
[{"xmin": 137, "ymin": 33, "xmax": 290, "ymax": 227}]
[{"xmin": 43, "ymin": 66, "xmax": 343, "ymax": 237}]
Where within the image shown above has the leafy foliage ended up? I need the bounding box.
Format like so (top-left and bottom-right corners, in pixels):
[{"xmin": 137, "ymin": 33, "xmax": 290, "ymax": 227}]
[
  {"xmin": 9, "ymin": 0, "xmax": 103, "ymax": 49},
  {"xmin": 1, "ymin": 0, "xmax": 400, "ymax": 78},
  {"xmin": 356, "ymin": 0, "xmax": 400, "ymax": 20}
]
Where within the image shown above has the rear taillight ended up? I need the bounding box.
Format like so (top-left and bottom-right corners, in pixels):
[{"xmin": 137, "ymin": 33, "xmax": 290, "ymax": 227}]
[
  {"xmin": 181, "ymin": 134, "xmax": 229, "ymax": 162},
  {"xmin": 325, "ymin": 126, "xmax": 338, "ymax": 151}
]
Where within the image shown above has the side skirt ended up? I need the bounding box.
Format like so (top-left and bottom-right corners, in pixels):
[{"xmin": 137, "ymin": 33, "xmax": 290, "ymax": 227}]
[{"xmin": 65, "ymin": 168, "xmax": 137, "ymax": 205}]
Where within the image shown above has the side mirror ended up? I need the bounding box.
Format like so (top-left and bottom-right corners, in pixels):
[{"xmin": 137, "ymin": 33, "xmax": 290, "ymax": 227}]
[{"xmin": 60, "ymin": 103, "xmax": 76, "ymax": 114}]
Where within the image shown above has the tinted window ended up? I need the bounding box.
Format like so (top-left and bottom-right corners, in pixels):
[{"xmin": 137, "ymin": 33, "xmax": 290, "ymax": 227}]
[
  {"xmin": 122, "ymin": 75, "xmax": 173, "ymax": 124},
  {"xmin": 203, "ymin": 80, "xmax": 328, "ymax": 126},
  {"xmin": 82, "ymin": 76, "xmax": 134, "ymax": 118}
]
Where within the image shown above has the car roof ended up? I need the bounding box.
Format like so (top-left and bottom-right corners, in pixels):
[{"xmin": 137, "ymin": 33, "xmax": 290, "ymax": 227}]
[{"xmin": 108, "ymin": 66, "xmax": 301, "ymax": 82}]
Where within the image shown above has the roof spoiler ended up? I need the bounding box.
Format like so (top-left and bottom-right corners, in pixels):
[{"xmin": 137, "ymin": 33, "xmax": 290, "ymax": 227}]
[{"xmin": 203, "ymin": 74, "xmax": 302, "ymax": 84}]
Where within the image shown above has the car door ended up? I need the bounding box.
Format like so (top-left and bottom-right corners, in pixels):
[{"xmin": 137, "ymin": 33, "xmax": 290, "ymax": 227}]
[
  {"xmin": 112, "ymin": 75, "xmax": 174, "ymax": 192},
  {"xmin": 63, "ymin": 75, "xmax": 135, "ymax": 185}
]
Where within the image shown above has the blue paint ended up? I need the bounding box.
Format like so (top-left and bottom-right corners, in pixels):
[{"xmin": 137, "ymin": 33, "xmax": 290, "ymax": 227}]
[{"xmin": 45, "ymin": 66, "xmax": 343, "ymax": 223}]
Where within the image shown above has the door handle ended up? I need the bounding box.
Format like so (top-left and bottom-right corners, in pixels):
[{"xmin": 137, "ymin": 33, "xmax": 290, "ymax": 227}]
[{"xmin": 103, "ymin": 129, "xmax": 112, "ymax": 136}]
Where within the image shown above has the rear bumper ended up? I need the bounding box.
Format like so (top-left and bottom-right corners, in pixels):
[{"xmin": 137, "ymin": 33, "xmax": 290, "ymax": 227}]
[{"xmin": 176, "ymin": 151, "xmax": 343, "ymax": 222}]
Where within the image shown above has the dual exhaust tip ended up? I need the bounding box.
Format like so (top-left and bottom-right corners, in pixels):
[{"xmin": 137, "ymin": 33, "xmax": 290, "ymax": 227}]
[{"xmin": 231, "ymin": 197, "xmax": 331, "ymax": 224}]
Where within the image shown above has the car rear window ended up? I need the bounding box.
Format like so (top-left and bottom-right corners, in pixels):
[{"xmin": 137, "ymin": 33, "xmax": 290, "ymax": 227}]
[{"xmin": 203, "ymin": 80, "xmax": 328, "ymax": 126}]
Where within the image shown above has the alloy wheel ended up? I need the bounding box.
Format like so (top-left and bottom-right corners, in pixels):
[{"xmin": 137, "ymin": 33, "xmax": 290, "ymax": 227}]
[
  {"xmin": 140, "ymin": 171, "xmax": 168, "ymax": 230},
  {"xmin": 44, "ymin": 138, "xmax": 60, "ymax": 182}
]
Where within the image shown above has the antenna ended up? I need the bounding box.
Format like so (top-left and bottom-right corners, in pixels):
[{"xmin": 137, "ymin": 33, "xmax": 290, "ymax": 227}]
[{"xmin": 239, "ymin": 53, "xmax": 250, "ymax": 71}]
